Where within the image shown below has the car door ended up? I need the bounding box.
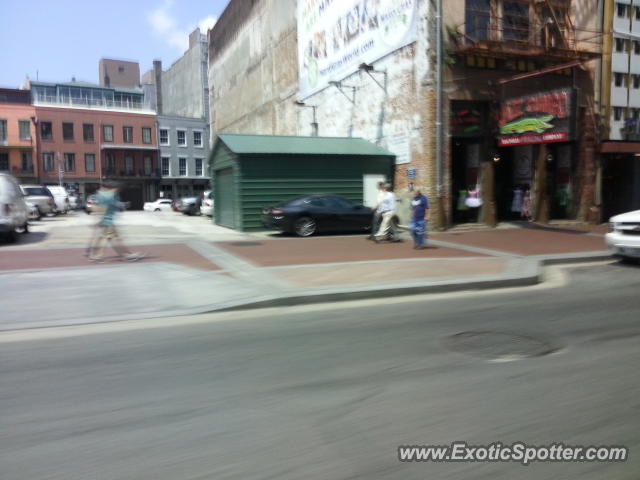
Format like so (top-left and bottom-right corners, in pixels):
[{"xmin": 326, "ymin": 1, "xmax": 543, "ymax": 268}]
[{"xmin": 327, "ymin": 196, "xmax": 370, "ymax": 232}]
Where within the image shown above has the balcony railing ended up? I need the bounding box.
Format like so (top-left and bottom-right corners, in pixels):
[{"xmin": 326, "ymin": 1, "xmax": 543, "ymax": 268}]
[
  {"xmin": 102, "ymin": 169, "xmax": 161, "ymax": 178},
  {"xmin": 11, "ymin": 166, "xmax": 35, "ymax": 175},
  {"xmin": 32, "ymin": 94, "xmax": 155, "ymax": 113},
  {"xmin": 452, "ymin": 9, "xmax": 601, "ymax": 62}
]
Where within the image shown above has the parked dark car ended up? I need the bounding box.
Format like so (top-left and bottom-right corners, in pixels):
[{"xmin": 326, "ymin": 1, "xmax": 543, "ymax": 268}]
[
  {"xmin": 180, "ymin": 196, "xmax": 202, "ymax": 216},
  {"xmin": 261, "ymin": 194, "xmax": 374, "ymax": 237}
]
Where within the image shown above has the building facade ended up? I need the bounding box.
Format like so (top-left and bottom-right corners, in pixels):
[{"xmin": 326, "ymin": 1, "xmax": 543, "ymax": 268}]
[
  {"xmin": 600, "ymin": 0, "xmax": 640, "ymax": 218},
  {"xmin": 149, "ymin": 28, "xmax": 211, "ymax": 199},
  {"xmin": 157, "ymin": 116, "xmax": 210, "ymax": 198},
  {"xmin": 28, "ymin": 80, "xmax": 159, "ymax": 207},
  {"xmin": 443, "ymin": 0, "xmax": 602, "ymax": 225},
  {"xmin": 0, "ymin": 89, "xmax": 37, "ymax": 184}
]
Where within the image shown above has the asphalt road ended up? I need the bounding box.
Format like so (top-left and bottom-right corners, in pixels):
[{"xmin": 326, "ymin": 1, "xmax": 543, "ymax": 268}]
[{"xmin": 1, "ymin": 262, "xmax": 639, "ymax": 480}]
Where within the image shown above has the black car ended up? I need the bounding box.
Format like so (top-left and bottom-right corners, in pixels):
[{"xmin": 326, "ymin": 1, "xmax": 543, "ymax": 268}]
[
  {"xmin": 261, "ymin": 194, "xmax": 374, "ymax": 237},
  {"xmin": 180, "ymin": 196, "xmax": 202, "ymax": 215}
]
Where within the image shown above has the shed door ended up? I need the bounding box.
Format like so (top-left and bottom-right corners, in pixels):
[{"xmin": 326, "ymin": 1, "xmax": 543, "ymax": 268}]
[
  {"xmin": 216, "ymin": 167, "xmax": 236, "ymax": 228},
  {"xmin": 363, "ymin": 174, "xmax": 386, "ymax": 207}
]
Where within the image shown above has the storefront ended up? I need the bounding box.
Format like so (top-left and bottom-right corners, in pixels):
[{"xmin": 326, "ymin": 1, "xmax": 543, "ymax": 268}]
[{"xmin": 450, "ymin": 88, "xmax": 580, "ymax": 226}]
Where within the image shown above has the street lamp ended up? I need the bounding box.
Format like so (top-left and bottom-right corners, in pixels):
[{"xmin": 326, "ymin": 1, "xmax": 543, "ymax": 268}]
[
  {"xmin": 328, "ymin": 80, "xmax": 357, "ymax": 104},
  {"xmin": 294, "ymin": 100, "xmax": 319, "ymax": 136},
  {"xmin": 358, "ymin": 62, "xmax": 387, "ymax": 92}
]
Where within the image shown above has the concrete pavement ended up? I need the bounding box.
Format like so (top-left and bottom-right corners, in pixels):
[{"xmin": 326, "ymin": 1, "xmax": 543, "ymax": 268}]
[{"xmin": 0, "ymin": 211, "xmax": 613, "ymax": 329}]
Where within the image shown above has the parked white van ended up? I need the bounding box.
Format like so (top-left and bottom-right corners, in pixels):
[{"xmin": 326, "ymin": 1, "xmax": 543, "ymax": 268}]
[{"xmin": 0, "ymin": 173, "xmax": 29, "ymax": 243}]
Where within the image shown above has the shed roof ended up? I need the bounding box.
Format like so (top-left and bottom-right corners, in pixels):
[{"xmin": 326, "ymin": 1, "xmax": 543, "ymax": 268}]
[{"xmin": 216, "ymin": 134, "xmax": 395, "ymax": 157}]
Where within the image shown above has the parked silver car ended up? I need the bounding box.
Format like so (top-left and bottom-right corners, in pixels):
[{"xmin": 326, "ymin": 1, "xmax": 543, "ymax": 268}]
[
  {"xmin": 20, "ymin": 185, "xmax": 56, "ymax": 216},
  {"xmin": 0, "ymin": 173, "xmax": 29, "ymax": 243}
]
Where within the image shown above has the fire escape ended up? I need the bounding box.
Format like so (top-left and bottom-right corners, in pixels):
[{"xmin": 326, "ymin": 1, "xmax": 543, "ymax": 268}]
[{"xmin": 453, "ymin": 0, "xmax": 601, "ymax": 65}]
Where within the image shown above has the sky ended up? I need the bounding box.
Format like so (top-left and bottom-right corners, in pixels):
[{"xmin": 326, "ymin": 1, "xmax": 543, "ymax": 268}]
[{"xmin": 0, "ymin": 0, "xmax": 230, "ymax": 88}]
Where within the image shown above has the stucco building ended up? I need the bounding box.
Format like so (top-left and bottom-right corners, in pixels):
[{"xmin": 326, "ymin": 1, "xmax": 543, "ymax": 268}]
[{"xmin": 147, "ymin": 28, "xmax": 211, "ymax": 199}]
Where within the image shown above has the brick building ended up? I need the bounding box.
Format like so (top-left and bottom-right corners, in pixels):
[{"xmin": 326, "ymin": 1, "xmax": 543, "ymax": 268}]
[
  {"xmin": 28, "ymin": 80, "xmax": 159, "ymax": 208},
  {"xmin": 0, "ymin": 88, "xmax": 37, "ymax": 184}
]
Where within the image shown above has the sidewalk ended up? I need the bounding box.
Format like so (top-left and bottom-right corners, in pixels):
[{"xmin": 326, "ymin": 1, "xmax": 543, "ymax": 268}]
[{"xmin": 0, "ymin": 221, "xmax": 611, "ymax": 330}]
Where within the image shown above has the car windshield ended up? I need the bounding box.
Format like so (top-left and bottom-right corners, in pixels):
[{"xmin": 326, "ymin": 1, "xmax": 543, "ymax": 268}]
[{"xmin": 24, "ymin": 187, "xmax": 52, "ymax": 196}]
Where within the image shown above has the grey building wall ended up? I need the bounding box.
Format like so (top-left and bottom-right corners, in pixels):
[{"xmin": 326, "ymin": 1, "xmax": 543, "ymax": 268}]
[
  {"xmin": 160, "ymin": 29, "xmax": 209, "ymax": 119},
  {"xmin": 157, "ymin": 115, "xmax": 210, "ymax": 196},
  {"xmin": 208, "ymin": 0, "xmax": 298, "ymax": 136}
]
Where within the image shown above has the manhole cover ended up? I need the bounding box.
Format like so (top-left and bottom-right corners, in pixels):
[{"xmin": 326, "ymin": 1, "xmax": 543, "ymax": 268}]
[
  {"xmin": 230, "ymin": 242, "xmax": 263, "ymax": 247},
  {"xmin": 444, "ymin": 331, "xmax": 559, "ymax": 361}
]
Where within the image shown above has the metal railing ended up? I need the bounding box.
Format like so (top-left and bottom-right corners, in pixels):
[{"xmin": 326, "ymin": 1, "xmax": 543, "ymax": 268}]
[{"xmin": 32, "ymin": 94, "xmax": 155, "ymax": 113}]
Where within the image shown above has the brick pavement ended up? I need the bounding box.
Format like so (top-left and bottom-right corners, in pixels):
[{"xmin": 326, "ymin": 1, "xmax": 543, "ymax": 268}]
[{"xmin": 0, "ymin": 244, "xmax": 220, "ymax": 272}]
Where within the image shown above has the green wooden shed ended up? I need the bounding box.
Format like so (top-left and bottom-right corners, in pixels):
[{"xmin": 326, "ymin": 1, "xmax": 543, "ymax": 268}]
[{"xmin": 209, "ymin": 134, "xmax": 396, "ymax": 231}]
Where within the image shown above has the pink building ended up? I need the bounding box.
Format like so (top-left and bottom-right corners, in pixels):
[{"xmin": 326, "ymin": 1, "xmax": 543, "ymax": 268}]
[
  {"xmin": 30, "ymin": 80, "xmax": 159, "ymax": 208},
  {"xmin": 0, "ymin": 89, "xmax": 37, "ymax": 184}
]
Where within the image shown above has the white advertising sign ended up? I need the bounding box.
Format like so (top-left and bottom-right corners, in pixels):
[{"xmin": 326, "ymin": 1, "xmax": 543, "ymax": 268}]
[
  {"xmin": 297, "ymin": 0, "xmax": 418, "ymax": 99},
  {"xmin": 385, "ymin": 133, "xmax": 411, "ymax": 165}
]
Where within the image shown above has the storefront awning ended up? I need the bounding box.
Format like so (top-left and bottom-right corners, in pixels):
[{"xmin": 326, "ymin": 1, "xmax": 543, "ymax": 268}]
[{"xmin": 600, "ymin": 142, "xmax": 640, "ymax": 154}]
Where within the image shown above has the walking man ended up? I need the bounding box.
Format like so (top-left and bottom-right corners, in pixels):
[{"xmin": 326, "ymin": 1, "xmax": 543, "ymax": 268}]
[
  {"xmin": 88, "ymin": 180, "xmax": 143, "ymax": 262},
  {"xmin": 374, "ymin": 183, "xmax": 397, "ymax": 242},
  {"xmin": 409, "ymin": 188, "xmax": 429, "ymax": 249},
  {"xmin": 367, "ymin": 181, "xmax": 386, "ymax": 240}
]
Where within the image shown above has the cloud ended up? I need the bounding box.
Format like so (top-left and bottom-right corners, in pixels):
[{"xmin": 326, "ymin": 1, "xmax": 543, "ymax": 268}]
[
  {"xmin": 148, "ymin": 0, "xmax": 209, "ymax": 53},
  {"xmin": 197, "ymin": 15, "xmax": 217, "ymax": 34}
]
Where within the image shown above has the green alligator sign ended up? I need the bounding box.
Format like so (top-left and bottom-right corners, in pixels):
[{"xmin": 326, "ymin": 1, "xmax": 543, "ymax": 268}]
[{"xmin": 499, "ymin": 115, "xmax": 555, "ymax": 135}]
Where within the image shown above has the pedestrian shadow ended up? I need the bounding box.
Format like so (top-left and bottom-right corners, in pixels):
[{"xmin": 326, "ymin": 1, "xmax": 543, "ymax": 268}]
[{"xmin": 14, "ymin": 232, "xmax": 48, "ymax": 245}]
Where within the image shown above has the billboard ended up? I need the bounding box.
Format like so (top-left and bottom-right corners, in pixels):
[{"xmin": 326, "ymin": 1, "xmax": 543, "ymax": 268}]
[
  {"xmin": 497, "ymin": 88, "xmax": 577, "ymax": 147},
  {"xmin": 297, "ymin": 0, "xmax": 418, "ymax": 99}
]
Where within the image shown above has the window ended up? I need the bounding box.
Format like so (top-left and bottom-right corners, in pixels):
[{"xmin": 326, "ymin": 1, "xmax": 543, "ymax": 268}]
[
  {"xmin": 615, "ymin": 72, "xmax": 624, "ymax": 87},
  {"xmin": 634, "ymin": 74, "xmax": 640, "ymax": 89},
  {"xmin": 179, "ymin": 157, "xmax": 187, "ymax": 176},
  {"xmin": 142, "ymin": 127, "xmax": 152, "ymax": 144},
  {"xmin": 85, "ymin": 153, "xmax": 96, "ymax": 172},
  {"xmin": 0, "ymin": 119, "xmax": 7, "ymax": 144},
  {"xmin": 616, "ymin": 38, "xmax": 625, "ymax": 53},
  {"xmin": 614, "ymin": 107, "xmax": 624, "ymax": 121},
  {"xmin": 503, "ymin": 1, "xmax": 529, "ymax": 41},
  {"xmin": 19, "ymin": 120, "xmax": 31, "ymax": 140},
  {"xmin": 125, "ymin": 155, "xmax": 134, "ymax": 174},
  {"xmin": 0, "ymin": 153, "xmax": 8, "ymax": 171},
  {"xmin": 195, "ymin": 158, "xmax": 203, "ymax": 176},
  {"xmin": 618, "ymin": 3, "xmax": 627, "ymax": 18},
  {"xmin": 193, "ymin": 130, "xmax": 202, "ymax": 147},
  {"xmin": 103, "ymin": 125, "xmax": 113, "ymax": 142},
  {"xmin": 123, "ymin": 126, "xmax": 133, "ymax": 143},
  {"xmin": 465, "ymin": 0, "xmax": 490, "ymax": 40},
  {"xmin": 636, "ymin": 6, "xmax": 640, "ymax": 20},
  {"xmin": 63, "ymin": 153, "xmax": 75, "ymax": 172},
  {"xmin": 43, "ymin": 152, "xmax": 54, "ymax": 172},
  {"xmin": 62, "ymin": 122, "xmax": 74, "ymax": 141},
  {"xmin": 21, "ymin": 151, "xmax": 33, "ymax": 172},
  {"xmin": 41, "ymin": 121, "xmax": 52, "ymax": 140},
  {"xmin": 83, "ymin": 123, "xmax": 94, "ymax": 142},
  {"xmin": 177, "ymin": 130, "xmax": 186, "ymax": 146},
  {"xmin": 144, "ymin": 156, "xmax": 152, "ymax": 174},
  {"xmin": 161, "ymin": 157, "xmax": 170, "ymax": 176},
  {"xmin": 105, "ymin": 153, "xmax": 115, "ymax": 172},
  {"xmin": 159, "ymin": 128, "xmax": 169, "ymax": 145}
]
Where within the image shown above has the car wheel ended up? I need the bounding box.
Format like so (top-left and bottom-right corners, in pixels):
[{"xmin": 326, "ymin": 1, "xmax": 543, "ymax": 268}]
[
  {"xmin": 294, "ymin": 217, "xmax": 317, "ymax": 237},
  {"xmin": 4, "ymin": 229, "xmax": 17, "ymax": 243},
  {"xmin": 154, "ymin": 208, "xmax": 161, "ymax": 212},
  {"xmin": 16, "ymin": 222, "xmax": 29, "ymax": 234},
  {"xmin": 35, "ymin": 207, "xmax": 42, "ymax": 221}
]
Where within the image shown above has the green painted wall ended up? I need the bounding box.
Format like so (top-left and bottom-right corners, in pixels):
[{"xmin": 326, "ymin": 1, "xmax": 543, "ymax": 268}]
[{"xmin": 238, "ymin": 155, "xmax": 394, "ymax": 231}]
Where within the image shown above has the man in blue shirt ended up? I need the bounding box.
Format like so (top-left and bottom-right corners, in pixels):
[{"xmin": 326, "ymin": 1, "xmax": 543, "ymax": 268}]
[
  {"xmin": 409, "ymin": 189, "xmax": 429, "ymax": 249},
  {"xmin": 88, "ymin": 180, "xmax": 143, "ymax": 262}
]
